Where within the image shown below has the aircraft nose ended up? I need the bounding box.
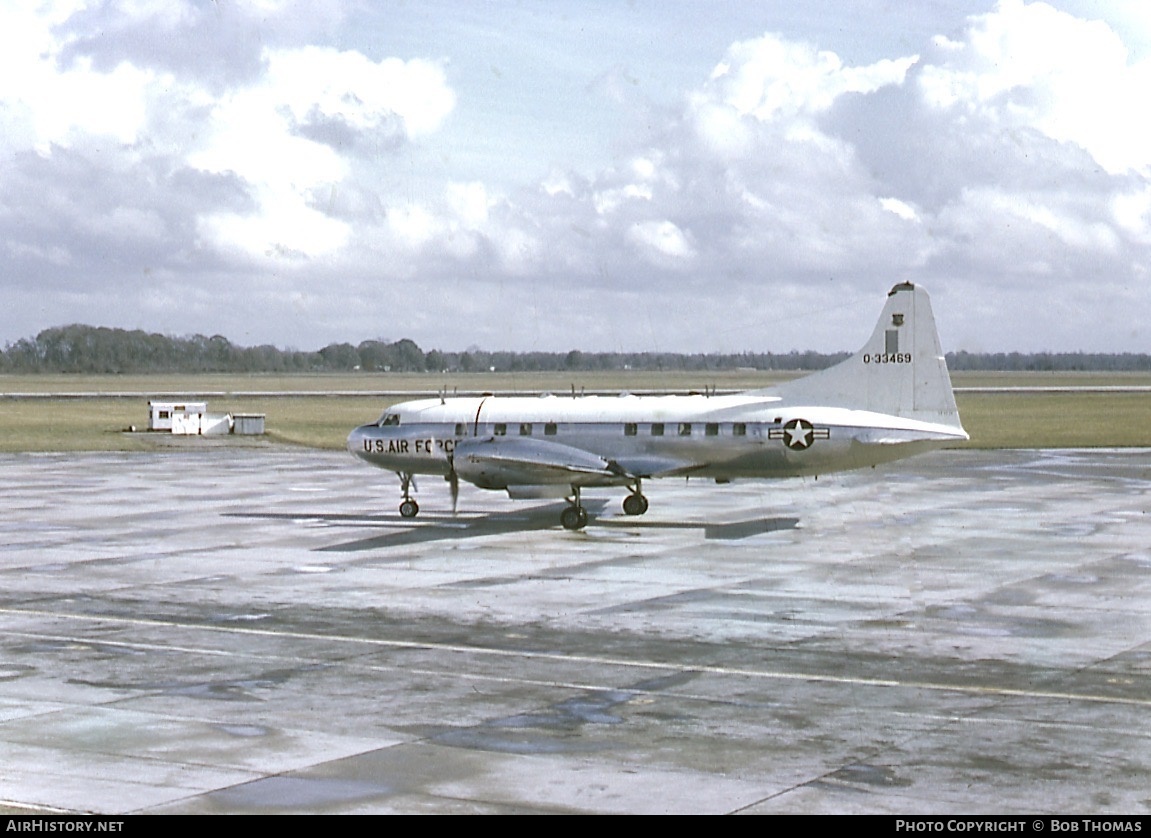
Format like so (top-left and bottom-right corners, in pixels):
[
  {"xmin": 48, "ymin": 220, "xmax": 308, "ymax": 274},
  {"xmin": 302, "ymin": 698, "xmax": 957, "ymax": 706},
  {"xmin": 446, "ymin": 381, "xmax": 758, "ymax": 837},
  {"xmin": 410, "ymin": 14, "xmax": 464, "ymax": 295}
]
[{"xmin": 347, "ymin": 424, "xmax": 372, "ymax": 456}]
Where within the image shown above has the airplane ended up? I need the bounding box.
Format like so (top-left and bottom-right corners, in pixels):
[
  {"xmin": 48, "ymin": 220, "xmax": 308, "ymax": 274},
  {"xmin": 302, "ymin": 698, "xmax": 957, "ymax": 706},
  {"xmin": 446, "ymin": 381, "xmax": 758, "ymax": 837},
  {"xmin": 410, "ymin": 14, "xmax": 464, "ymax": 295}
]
[{"xmin": 348, "ymin": 282, "xmax": 967, "ymax": 530}]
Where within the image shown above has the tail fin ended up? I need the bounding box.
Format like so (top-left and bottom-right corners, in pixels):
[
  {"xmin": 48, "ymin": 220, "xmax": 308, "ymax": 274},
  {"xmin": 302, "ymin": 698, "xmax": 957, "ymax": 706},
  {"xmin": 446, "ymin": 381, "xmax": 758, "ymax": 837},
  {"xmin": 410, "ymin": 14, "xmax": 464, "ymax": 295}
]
[{"xmin": 762, "ymin": 283, "xmax": 964, "ymax": 430}]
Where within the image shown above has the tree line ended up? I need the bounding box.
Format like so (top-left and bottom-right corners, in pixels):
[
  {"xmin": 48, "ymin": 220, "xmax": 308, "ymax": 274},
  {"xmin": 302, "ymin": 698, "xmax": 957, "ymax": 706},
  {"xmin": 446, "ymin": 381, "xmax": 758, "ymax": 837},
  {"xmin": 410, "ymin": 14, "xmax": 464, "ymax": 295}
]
[{"xmin": 1, "ymin": 323, "xmax": 1149, "ymax": 374}]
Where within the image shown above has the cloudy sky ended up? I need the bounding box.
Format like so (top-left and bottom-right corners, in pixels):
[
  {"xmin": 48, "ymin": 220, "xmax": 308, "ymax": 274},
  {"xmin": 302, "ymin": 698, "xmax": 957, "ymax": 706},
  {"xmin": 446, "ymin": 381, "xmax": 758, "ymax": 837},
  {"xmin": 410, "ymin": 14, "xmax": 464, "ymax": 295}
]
[{"xmin": 2, "ymin": 0, "xmax": 1150, "ymax": 354}]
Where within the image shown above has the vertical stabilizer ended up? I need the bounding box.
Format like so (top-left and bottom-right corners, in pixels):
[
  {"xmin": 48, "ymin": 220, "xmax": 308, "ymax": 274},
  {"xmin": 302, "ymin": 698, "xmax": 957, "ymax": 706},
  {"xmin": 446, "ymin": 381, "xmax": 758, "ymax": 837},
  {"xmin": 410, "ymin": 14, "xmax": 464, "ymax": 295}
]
[{"xmin": 762, "ymin": 283, "xmax": 964, "ymax": 429}]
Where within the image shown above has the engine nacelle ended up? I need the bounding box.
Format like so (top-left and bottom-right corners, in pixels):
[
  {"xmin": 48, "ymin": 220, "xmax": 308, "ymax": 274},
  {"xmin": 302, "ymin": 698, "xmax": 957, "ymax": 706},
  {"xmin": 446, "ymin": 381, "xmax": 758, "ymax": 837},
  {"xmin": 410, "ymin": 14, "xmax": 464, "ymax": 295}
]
[{"xmin": 452, "ymin": 436, "xmax": 620, "ymax": 490}]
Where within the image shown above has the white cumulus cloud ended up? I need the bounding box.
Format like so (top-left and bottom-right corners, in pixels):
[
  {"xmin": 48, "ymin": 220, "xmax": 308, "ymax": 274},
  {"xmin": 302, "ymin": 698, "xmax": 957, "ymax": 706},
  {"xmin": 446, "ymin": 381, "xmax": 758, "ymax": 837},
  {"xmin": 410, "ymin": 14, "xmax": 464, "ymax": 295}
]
[
  {"xmin": 628, "ymin": 220, "xmax": 696, "ymax": 264},
  {"xmin": 706, "ymin": 34, "xmax": 918, "ymax": 120},
  {"xmin": 187, "ymin": 47, "xmax": 455, "ymax": 260},
  {"xmin": 919, "ymin": 0, "xmax": 1151, "ymax": 174}
]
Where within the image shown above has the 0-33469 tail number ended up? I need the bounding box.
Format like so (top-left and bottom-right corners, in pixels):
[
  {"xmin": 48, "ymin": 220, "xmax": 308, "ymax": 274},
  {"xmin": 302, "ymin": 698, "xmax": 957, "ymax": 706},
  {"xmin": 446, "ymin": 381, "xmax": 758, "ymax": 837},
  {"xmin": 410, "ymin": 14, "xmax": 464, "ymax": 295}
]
[{"xmin": 862, "ymin": 353, "xmax": 913, "ymax": 364}]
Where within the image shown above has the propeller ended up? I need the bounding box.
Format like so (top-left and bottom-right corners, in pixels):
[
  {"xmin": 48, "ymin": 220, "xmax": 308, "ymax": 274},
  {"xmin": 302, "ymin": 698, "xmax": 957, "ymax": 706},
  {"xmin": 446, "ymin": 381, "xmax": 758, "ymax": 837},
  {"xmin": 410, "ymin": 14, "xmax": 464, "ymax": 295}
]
[{"xmin": 447, "ymin": 451, "xmax": 459, "ymax": 514}]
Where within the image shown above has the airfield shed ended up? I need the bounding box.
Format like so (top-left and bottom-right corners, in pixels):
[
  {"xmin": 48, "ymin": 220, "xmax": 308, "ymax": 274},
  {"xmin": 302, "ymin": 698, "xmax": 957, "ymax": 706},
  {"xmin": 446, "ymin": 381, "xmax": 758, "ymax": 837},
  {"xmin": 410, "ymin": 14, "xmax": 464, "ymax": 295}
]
[
  {"xmin": 147, "ymin": 401, "xmax": 261, "ymax": 436},
  {"xmin": 148, "ymin": 401, "xmax": 207, "ymax": 432},
  {"xmin": 232, "ymin": 413, "xmax": 266, "ymax": 435}
]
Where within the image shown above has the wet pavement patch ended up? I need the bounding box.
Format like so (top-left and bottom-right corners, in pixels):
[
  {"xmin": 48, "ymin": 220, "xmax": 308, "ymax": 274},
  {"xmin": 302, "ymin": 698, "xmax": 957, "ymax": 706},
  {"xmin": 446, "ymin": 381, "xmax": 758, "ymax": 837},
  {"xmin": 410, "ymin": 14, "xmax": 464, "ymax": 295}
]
[
  {"xmin": 207, "ymin": 776, "xmax": 393, "ymax": 811},
  {"xmin": 432, "ymin": 671, "xmax": 702, "ymax": 755},
  {"xmin": 824, "ymin": 763, "xmax": 913, "ymax": 789},
  {"xmin": 806, "ymin": 762, "xmax": 914, "ymax": 794}
]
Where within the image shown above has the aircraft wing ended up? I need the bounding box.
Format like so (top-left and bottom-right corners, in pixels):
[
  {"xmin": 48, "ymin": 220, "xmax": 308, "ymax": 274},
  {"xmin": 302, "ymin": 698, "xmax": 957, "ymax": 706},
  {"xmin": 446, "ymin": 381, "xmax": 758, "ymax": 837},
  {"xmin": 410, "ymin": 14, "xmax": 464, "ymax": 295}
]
[
  {"xmin": 612, "ymin": 454, "xmax": 698, "ymax": 478},
  {"xmin": 453, "ymin": 437, "xmax": 629, "ymax": 488}
]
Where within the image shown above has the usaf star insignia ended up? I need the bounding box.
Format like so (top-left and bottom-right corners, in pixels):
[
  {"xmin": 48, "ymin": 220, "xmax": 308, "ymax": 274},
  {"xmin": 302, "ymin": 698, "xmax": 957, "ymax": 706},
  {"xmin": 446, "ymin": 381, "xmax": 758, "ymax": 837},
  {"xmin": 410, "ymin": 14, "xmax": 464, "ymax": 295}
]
[{"xmin": 769, "ymin": 418, "xmax": 830, "ymax": 451}]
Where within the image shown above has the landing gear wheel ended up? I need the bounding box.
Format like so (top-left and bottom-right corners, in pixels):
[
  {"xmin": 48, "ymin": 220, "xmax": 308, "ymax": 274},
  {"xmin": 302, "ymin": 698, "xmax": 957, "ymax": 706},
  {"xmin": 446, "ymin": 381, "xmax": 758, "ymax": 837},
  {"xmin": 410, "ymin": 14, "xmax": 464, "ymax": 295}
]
[
  {"xmin": 622, "ymin": 493, "xmax": 649, "ymax": 516},
  {"xmin": 560, "ymin": 505, "xmax": 588, "ymax": 531},
  {"xmin": 397, "ymin": 471, "xmax": 419, "ymax": 519}
]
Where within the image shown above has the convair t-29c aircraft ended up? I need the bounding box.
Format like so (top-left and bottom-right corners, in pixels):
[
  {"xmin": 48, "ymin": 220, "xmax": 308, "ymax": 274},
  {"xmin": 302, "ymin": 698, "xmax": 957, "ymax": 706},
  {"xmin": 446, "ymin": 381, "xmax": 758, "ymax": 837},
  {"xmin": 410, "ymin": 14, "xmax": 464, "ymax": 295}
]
[{"xmin": 348, "ymin": 283, "xmax": 967, "ymax": 530}]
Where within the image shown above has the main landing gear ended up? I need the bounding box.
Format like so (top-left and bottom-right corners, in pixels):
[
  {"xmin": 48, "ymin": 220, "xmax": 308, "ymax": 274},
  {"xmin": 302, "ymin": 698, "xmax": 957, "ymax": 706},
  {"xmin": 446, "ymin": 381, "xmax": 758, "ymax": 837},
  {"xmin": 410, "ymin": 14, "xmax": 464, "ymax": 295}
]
[
  {"xmin": 561, "ymin": 484, "xmax": 650, "ymax": 530},
  {"xmin": 561, "ymin": 486, "xmax": 589, "ymax": 531},
  {"xmin": 398, "ymin": 472, "xmax": 419, "ymax": 518},
  {"xmin": 622, "ymin": 480, "xmax": 649, "ymax": 516}
]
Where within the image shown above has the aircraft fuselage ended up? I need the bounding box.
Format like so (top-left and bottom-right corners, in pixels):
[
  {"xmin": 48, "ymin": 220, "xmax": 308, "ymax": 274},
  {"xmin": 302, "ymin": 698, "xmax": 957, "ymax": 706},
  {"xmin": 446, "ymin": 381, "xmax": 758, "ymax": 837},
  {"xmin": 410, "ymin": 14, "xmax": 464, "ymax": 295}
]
[{"xmin": 348, "ymin": 393, "xmax": 964, "ymax": 485}]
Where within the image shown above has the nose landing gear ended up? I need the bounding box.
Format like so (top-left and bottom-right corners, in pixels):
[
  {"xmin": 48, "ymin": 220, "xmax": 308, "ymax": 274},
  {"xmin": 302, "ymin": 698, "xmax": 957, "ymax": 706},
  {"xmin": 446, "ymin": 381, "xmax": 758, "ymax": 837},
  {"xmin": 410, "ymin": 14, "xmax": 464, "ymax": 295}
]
[{"xmin": 398, "ymin": 472, "xmax": 419, "ymax": 518}]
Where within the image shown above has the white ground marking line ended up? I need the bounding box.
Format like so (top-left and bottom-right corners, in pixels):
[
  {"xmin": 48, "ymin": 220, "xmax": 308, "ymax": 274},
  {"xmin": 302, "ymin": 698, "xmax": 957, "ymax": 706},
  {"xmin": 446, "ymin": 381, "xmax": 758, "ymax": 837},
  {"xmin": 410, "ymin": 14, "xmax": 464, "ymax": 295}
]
[{"xmin": 3, "ymin": 607, "xmax": 1149, "ymax": 709}]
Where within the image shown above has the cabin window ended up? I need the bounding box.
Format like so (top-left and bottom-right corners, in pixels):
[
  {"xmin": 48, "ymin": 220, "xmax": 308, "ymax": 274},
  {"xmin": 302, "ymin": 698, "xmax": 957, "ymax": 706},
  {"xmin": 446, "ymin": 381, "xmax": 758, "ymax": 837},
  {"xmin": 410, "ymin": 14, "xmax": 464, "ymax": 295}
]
[
  {"xmin": 519, "ymin": 423, "xmax": 533, "ymax": 436},
  {"xmin": 651, "ymin": 423, "xmax": 664, "ymax": 436},
  {"xmin": 494, "ymin": 423, "xmax": 507, "ymax": 436},
  {"xmin": 454, "ymin": 423, "xmax": 466, "ymax": 436},
  {"xmin": 158, "ymin": 410, "xmax": 170, "ymax": 420},
  {"xmin": 380, "ymin": 413, "xmax": 400, "ymax": 426},
  {"xmin": 678, "ymin": 423, "xmax": 692, "ymax": 436},
  {"xmin": 705, "ymin": 423, "xmax": 719, "ymax": 436},
  {"xmin": 732, "ymin": 422, "xmax": 747, "ymax": 436},
  {"xmin": 624, "ymin": 423, "xmax": 637, "ymax": 436},
  {"xmin": 545, "ymin": 422, "xmax": 557, "ymax": 436}
]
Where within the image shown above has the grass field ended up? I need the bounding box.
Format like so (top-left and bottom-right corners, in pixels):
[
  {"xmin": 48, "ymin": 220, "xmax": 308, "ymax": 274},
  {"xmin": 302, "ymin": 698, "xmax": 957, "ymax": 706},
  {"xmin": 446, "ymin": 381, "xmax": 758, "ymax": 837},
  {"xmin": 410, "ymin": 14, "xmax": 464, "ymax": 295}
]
[{"xmin": 1, "ymin": 371, "xmax": 1149, "ymax": 452}]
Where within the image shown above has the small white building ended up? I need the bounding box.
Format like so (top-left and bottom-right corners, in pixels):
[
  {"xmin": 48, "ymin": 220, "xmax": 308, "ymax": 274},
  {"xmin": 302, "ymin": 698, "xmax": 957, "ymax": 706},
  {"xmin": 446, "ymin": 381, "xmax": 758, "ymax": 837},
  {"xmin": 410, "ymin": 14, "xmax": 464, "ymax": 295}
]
[
  {"xmin": 197, "ymin": 413, "xmax": 234, "ymax": 436},
  {"xmin": 146, "ymin": 401, "xmax": 254, "ymax": 436},
  {"xmin": 148, "ymin": 401, "xmax": 207, "ymax": 432}
]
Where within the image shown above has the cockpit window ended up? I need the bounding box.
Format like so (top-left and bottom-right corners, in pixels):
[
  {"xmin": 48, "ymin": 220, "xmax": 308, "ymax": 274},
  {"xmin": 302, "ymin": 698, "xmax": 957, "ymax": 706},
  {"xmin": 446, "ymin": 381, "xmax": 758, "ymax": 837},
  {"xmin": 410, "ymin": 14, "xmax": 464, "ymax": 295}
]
[{"xmin": 378, "ymin": 413, "xmax": 400, "ymax": 426}]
